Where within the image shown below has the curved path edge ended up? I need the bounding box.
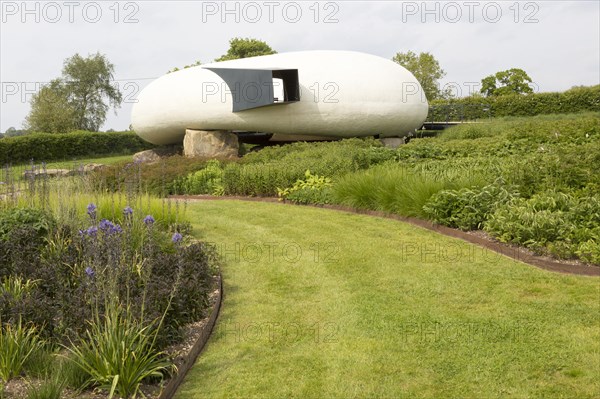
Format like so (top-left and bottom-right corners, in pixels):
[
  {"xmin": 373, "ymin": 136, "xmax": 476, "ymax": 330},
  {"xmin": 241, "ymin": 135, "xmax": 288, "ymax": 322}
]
[
  {"xmin": 159, "ymin": 274, "xmax": 224, "ymax": 399},
  {"xmin": 172, "ymin": 195, "xmax": 600, "ymax": 277}
]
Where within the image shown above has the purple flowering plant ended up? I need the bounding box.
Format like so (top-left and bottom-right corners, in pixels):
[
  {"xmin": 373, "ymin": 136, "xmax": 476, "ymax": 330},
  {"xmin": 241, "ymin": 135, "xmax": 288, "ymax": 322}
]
[{"xmin": 87, "ymin": 203, "xmax": 97, "ymax": 220}]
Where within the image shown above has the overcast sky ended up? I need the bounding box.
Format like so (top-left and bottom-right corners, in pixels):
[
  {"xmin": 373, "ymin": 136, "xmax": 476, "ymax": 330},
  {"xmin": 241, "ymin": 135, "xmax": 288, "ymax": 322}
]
[{"xmin": 1, "ymin": 0, "xmax": 598, "ymax": 132}]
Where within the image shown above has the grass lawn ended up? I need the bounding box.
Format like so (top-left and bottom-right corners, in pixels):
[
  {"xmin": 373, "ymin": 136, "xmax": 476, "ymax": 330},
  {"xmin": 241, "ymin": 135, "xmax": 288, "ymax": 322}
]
[
  {"xmin": 178, "ymin": 200, "xmax": 599, "ymax": 399},
  {"xmin": 42, "ymin": 154, "xmax": 133, "ymax": 169},
  {"xmin": 1, "ymin": 154, "xmax": 133, "ymax": 183}
]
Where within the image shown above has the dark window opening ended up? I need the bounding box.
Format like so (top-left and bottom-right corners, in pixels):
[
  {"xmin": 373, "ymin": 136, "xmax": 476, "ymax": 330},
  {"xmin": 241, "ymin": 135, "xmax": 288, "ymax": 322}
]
[
  {"xmin": 204, "ymin": 67, "xmax": 300, "ymax": 112},
  {"xmin": 272, "ymin": 69, "xmax": 300, "ymax": 103}
]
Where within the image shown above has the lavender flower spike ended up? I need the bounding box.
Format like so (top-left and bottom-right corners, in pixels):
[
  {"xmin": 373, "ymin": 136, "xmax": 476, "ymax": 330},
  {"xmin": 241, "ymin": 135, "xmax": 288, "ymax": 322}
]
[
  {"xmin": 99, "ymin": 219, "xmax": 114, "ymax": 231},
  {"xmin": 144, "ymin": 215, "xmax": 155, "ymax": 226},
  {"xmin": 87, "ymin": 203, "xmax": 97, "ymax": 220},
  {"xmin": 172, "ymin": 232, "xmax": 183, "ymax": 244},
  {"xmin": 86, "ymin": 226, "xmax": 98, "ymax": 237}
]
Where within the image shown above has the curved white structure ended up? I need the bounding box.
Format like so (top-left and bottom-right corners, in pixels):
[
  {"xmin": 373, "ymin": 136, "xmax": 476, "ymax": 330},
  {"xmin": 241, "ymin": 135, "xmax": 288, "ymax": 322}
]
[{"xmin": 132, "ymin": 51, "xmax": 428, "ymax": 145}]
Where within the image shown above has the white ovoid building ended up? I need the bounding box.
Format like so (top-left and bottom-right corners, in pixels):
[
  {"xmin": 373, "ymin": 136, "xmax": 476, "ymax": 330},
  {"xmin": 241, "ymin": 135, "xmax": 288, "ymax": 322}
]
[{"xmin": 131, "ymin": 50, "xmax": 428, "ymax": 151}]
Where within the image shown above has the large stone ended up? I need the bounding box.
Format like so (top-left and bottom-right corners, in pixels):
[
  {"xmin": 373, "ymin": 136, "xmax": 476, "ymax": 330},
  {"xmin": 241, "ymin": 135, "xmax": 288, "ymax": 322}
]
[
  {"xmin": 133, "ymin": 146, "xmax": 181, "ymax": 163},
  {"xmin": 66, "ymin": 163, "xmax": 107, "ymax": 176},
  {"xmin": 23, "ymin": 168, "xmax": 70, "ymax": 179},
  {"xmin": 380, "ymin": 137, "xmax": 406, "ymax": 149},
  {"xmin": 183, "ymin": 130, "xmax": 239, "ymax": 159}
]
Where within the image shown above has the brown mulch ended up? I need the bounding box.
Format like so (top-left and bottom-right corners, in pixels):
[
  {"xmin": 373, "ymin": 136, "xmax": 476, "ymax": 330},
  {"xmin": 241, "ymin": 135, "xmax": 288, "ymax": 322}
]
[{"xmin": 171, "ymin": 195, "xmax": 600, "ymax": 277}]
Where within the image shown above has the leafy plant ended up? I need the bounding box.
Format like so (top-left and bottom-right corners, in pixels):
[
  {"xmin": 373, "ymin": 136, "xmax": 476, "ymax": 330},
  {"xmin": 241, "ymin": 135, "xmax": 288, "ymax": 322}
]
[
  {"xmin": 423, "ymin": 182, "xmax": 519, "ymax": 230},
  {"xmin": 277, "ymin": 170, "xmax": 333, "ymax": 204},
  {"xmin": 484, "ymin": 191, "xmax": 600, "ymax": 262},
  {"xmin": 0, "ymin": 208, "xmax": 55, "ymax": 242},
  {"xmin": 176, "ymin": 160, "xmax": 225, "ymax": 195}
]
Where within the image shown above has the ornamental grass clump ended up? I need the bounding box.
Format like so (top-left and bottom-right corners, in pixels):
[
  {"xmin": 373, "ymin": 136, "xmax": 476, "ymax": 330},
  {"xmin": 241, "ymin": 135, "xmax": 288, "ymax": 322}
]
[
  {"xmin": 0, "ymin": 318, "xmax": 46, "ymax": 382},
  {"xmin": 64, "ymin": 303, "xmax": 174, "ymax": 398}
]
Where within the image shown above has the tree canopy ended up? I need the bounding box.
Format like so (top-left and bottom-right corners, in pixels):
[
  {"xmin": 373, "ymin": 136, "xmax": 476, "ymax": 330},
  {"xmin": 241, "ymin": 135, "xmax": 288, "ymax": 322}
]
[
  {"xmin": 167, "ymin": 60, "xmax": 201, "ymax": 74},
  {"xmin": 392, "ymin": 51, "xmax": 447, "ymax": 101},
  {"xmin": 25, "ymin": 79, "xmax": 77, "ymax": 133},
  {"xmin": 215, "ymin": 38, "xmax": 277, "ymax": 62},
  {"xmin": 167, "ymin": 38, "xmax": 276, "ymax": 73},
  {"xmin": 480, "ymin": 68, "xmax": 533, "ymax": 96},
  {"xmin": 25, "ymin": 53, "xmax": 122, "ymax": 133}
]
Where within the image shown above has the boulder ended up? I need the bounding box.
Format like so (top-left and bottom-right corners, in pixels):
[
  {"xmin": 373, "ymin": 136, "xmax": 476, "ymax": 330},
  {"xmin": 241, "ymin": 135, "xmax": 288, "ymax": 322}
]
[
  {"xmin": 67, "ymin": 163, "xmax": 107, "ymax": 175},
  {"xmin": 23, "ymin": 168, "xmax": 70, "ymax": 179},
  {"xmin": 183, "ymin": 130, "xmax": 239, "ymax": 159},
  {"xmin": 380, "ymin": 137, "xmax": 406, "ymax": 149},
  {"xmin": 133, "ymin": 146, "xmax": 181, "ymax": 163}
]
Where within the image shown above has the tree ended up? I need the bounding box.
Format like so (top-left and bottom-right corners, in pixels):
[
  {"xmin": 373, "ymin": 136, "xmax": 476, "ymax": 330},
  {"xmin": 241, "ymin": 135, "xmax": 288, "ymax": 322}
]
[
  {"xmin": 4, "ymin": 126, "xmax": 29, "ymax": 137},
  {"xmin": 61, "ymin": 53, "xmax": 123, "ymax": 131},
  {"xmin": 480, "ymin": 68, "xmax": 533, "ymax": 96},
  {"xmin": 215, "ymin": 38, "xmax": 276, "ymax": 62},
  {"xmin": 392, "ymin": 51, "xmax": 448, "ymax": 101},
  {"xmin": 24, "ymin": 53, "xmax": 122, "ymax": 132},
  {"xmin": 24, "ymin": 80, "xmax": 77, "ymax": 133}
]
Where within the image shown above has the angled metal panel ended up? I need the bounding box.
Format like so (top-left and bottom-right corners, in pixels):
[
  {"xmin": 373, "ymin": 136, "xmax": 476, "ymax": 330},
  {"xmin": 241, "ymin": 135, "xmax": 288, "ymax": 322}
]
[{"xmin": 205, "ymin": 67, "xmax": 274, "ymax": 112}]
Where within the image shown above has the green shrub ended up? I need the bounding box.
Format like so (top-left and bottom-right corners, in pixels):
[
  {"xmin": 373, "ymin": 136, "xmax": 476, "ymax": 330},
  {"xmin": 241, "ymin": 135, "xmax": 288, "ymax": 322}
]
[
  {"xmin": 429, "ymin": 85, "xmax": 600, "ymax": 120},
  {"xmin": 397, "ymin": 114, "xmax": 600, "ymax": 198},
  {"xmin": 0, "ymin": 131, "xmax": 153, "ymax": 165},
  {"xmin": 484, "ymin": 191, "xmax": 600, "ymax": 262},
  {"xmin": 277, "ymin": 170, "xmax": 334, "ymax": 205},
  {"xmin": 240, "ymin": 138, "xmax": 389, "ymax": 166},
  {"xmin": 176, "ymin": 160, "xmax": 224, "ymax": 195},
  {"xmin": 223, "ymin": 162, "xmax": 308, "ymax": 196},
  {"xmin": 576, "ymin": 240, "xmax": 600, "ymax": 265},
  {"xmin": 423, "ymin": 182, "xmax": 520, "ymax": 230},
  {"xmin": 286, "ymin": 186, "xmax": 334, "ymax": 205},
  {"xmin": 0, "ymin": 207, "xmax": 55, "ymax": 242}
]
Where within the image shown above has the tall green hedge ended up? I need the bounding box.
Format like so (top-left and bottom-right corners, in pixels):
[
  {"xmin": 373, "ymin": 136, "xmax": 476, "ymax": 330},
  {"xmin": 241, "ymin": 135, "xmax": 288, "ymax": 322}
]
[
  {"xmin": 0, "ymin": 131, "xmax": 154, "ymax": 164},
  {"xmin": 429, "ymin": 85, "xmax": 600, "ymax": 121}
]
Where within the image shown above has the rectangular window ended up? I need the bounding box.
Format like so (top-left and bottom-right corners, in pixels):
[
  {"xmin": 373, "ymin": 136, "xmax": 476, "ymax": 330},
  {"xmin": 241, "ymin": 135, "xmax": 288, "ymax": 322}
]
[{"xmin": 204, "ymin": 67, "xmax": 300, "ymax": 112}]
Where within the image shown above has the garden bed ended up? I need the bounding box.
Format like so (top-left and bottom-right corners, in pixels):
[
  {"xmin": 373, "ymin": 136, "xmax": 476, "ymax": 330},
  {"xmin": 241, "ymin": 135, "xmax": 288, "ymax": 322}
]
[
  {"xmin": 2, "ymin": 275, "xmax": 222, "ymax": 399},
  {"xmin": 1, "ymin": 169, "xmax": 221, "ymax": 399}
]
